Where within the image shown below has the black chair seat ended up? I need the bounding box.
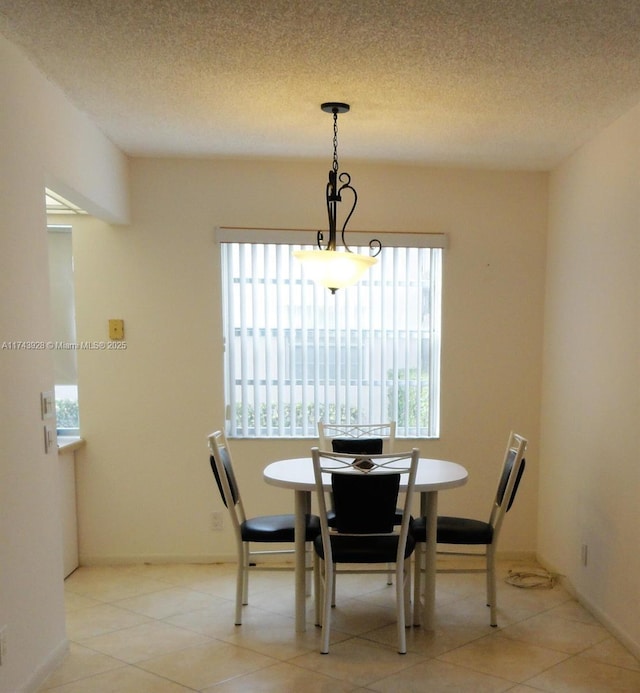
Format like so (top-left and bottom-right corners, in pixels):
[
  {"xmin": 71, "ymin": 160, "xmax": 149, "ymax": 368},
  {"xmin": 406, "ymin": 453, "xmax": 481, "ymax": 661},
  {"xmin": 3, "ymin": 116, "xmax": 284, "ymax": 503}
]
[
  {"xmin": 411, "ymin": 516, "xmax": 494, "ymax": 545},
  {"xmin": 242, "ymin": 513, "xmax": 320, "ymax": 543},
  {"xmin": 314, "ymin": 533, "xmax": 416, "ymax": 563}
]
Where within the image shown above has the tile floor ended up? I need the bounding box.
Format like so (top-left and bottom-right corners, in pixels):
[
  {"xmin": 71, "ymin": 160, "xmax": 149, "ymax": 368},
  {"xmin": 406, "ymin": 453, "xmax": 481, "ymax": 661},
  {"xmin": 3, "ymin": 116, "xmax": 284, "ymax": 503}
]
[{"xmin": 39, "ymin": 559, "xmax": 640, "ymax": 692}]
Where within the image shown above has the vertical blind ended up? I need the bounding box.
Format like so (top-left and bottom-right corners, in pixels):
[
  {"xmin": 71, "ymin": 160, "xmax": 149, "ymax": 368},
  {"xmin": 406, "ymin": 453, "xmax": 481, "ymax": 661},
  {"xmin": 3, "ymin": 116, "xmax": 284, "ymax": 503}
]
[{"xmin": 218, "ymin": 230, "xmax": 444, "ymax": 438}]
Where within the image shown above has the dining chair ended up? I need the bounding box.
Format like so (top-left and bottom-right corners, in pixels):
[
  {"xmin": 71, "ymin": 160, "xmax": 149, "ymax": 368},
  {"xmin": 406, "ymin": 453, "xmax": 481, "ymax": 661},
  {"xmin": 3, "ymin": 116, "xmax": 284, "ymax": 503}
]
[
  {"xmin": 411, "ymin": 431, "xmax": 527, "ymax": 627},
  {"xmin": 318, "ymin": 421, "xmax": 399, "ymax": 590},
  {"xmin": 208, "ymin": 430, "xmax": 321, "ymax": 625},
  {"xmin": 318, "ymin": 421, "xmax": 396, "ymax": 452},
  {"xmin": 311, "ymin": 446, "xmax": 419, "ymax": 654}
]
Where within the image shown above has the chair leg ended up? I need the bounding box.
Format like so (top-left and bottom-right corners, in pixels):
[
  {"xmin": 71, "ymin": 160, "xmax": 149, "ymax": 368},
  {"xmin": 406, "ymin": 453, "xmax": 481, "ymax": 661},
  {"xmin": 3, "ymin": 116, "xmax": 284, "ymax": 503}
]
[
  {"xmin": 412, "ymin": 543, "xmax": 423, "ymax": 626},
  {"xmin": 235, "ymin": 542, "xmax": 246, "ymax": 625},
  {"xmin": 314, "ymin": 553, "xmax": 322, "ymax": 627},
  {"xmin": 316, "ymin": 558, "xmax": 326, "ymax": 627},
  {"xmin": 396, "ymin": 560, "xmax": 407, "ymax": 654},
  {"xmin": 321, "ymin": 558, "xmax": 334, "ymax": 654},
  {"xmin": 242, "ymin": 544, "xmax": 250, "ymax": 605},
  {"xmin": 305, "ymin": 542, "xmax": 312, "ymax": 597},
  {"xmin": 487, "ymin": 544, "xmax": 497, "ymax": 627},
  {"xmin": 403, "ymin": 557, "xmax": 412, "ymax": 625},
  {"xmin": 387, "ymin": 562, "xmax": 393, "ymax": 585}
]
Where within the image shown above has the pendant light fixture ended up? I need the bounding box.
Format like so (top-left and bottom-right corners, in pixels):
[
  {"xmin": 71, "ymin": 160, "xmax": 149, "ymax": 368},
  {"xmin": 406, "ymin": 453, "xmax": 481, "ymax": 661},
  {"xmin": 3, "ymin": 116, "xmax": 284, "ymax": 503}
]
[{"xmin": 294, "ymin": 102, "xmax": 381, "ymax": 293}]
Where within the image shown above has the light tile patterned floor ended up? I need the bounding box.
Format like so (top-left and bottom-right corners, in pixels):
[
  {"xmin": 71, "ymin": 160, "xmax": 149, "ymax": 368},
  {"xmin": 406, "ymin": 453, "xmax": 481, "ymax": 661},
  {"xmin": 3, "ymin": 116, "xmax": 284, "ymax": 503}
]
[{"xmin": 39, "ymin": 559, "xmax": 640, "ymax": 692}]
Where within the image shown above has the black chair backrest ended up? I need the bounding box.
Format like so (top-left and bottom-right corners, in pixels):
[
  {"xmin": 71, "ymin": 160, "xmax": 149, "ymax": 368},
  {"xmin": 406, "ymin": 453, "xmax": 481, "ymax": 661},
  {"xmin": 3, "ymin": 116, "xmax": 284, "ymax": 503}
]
[
  {"xmin": 331, "ymin": 472, "xmax": 400, "ymax": 534},
  {"xmin": 496, "ymin": 448, "xmax": 525, "ymax": 512},
  {"xmin": 331, "ymin": 438, "xmax": 384, "ymax": 454},
  {"xmin": 209, "ymin": 447, "xmax": 240, "ymax": 508}
]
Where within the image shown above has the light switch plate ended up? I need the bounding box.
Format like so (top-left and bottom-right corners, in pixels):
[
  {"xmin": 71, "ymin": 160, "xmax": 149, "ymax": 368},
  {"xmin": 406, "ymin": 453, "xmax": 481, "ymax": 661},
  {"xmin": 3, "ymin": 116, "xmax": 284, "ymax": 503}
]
[
  {"xmin": 109, "ymin": 319, "xmax": 125, "ymax": 340},
  {"xmin": 41, "ymin": 391, "xmax": 55, "ymax": 420},
  {"xmin": 43, "ymin": 425, "xmax": 56, "ymax": 454}
]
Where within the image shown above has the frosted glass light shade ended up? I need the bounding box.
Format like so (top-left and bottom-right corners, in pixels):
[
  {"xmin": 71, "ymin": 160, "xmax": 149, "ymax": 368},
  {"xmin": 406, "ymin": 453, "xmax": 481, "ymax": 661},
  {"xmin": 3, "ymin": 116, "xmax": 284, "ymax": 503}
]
[{"xmin": 294, "ymin": 249, "xmax": 377, "ymax": 292}]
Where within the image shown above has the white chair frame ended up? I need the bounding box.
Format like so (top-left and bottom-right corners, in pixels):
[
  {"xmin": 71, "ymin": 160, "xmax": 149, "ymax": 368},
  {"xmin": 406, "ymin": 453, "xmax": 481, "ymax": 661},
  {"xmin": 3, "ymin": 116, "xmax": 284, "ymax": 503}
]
[
  {"xmin": 312, "ymin": 446, "xmax": 419, "ymax": 654},
  {"xmin": 318, "ymin": 421, "xmax": 396, "ymax": 452},
  {"xmin": 208, "ymin": 431, "xmax": 317, "ymax": 625},
  {"xmin": 412, "ymin": 431, "xmax": 527, "ymax": 627},
  {"xmin": 318, "ymin": 420, "xmax": 397, "ymax": 590}
]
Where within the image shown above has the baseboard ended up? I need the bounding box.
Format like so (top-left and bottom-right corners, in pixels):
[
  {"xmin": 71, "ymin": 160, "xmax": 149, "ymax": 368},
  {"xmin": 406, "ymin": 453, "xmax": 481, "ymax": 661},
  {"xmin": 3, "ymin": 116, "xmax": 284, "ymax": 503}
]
[
  {"xmin": 77, "ymin": 553, "xmax": 298, "ymax": 566},
  {"xmin": 536, "ymin": 554, "xmax": 640, "ymax": 660},
  {"xmin": 78, "ymin": 553, "xmax": 238, "ymax": 565},
  {"xmin": 21, "ymin": 638, "xmax": 69, "ymax": 693},
  {"xmin": 78, "ymin": 550, "xmax": 536, "ymax": 567}
]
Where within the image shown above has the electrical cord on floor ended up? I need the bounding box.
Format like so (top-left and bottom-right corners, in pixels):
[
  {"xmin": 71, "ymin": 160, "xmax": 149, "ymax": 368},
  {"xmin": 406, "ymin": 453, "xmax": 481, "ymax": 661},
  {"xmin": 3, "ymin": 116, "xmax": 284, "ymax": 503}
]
[{"xmin": 505, "ymin": 568, "xmax": 561, "ymax": 589}]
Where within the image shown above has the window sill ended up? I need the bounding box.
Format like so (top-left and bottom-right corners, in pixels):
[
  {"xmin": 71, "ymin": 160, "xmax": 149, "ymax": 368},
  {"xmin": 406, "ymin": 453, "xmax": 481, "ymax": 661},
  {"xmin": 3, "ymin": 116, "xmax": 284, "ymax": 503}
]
[{"xmin": 57, "ymin": 436, "xmax": 85, "ymax": 453}]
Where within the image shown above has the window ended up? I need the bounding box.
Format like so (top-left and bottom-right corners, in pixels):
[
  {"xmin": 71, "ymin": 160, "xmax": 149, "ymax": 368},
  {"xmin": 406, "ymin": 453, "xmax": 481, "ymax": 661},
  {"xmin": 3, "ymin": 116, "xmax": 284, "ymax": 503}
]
[
  {"xmin": 48, "ymin": 225, "xmax": 80, "ymax": 435},
  {"xmin": 218, "ymin": 229, "xmax": 444, "ymax": 438}
]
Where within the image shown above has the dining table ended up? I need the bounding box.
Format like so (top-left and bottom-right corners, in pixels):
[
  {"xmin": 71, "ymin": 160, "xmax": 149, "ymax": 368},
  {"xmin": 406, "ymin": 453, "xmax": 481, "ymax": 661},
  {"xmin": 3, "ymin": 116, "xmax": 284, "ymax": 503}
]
[{"xmin": 263, "ymin": 455, "xmax": 468, "ymax": 632}]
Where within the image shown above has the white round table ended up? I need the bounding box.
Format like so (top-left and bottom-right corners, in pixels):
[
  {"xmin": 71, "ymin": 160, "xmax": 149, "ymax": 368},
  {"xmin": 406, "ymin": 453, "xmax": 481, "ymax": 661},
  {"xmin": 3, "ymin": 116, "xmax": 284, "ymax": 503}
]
[{"xmin": 264, "ymin": 456, "xmax": 468, "ymax": 631}]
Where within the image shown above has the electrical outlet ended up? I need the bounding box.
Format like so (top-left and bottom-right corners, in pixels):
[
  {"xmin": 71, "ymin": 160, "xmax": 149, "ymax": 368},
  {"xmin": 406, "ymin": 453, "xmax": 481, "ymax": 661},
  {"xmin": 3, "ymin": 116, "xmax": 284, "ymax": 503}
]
[
  {"xmin": 0, "ymin": 625, "xmax": 7, "ymax": 666},
  {"xmin": 211, "ymin": 512, "xmax": 224, "ymax": 531}
]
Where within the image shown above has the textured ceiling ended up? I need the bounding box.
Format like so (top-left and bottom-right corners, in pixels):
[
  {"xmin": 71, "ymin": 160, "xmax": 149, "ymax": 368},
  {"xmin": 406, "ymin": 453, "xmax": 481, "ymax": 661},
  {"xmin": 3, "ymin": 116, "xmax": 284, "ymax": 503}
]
[{"xmin": 2, "ymin": 0, "xmax": 640, "ymax": 169}]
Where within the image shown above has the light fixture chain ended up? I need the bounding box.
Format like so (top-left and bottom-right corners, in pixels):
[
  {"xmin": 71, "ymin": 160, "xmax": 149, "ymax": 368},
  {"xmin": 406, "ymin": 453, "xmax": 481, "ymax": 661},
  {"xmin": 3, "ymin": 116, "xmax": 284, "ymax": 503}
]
[{"xmin": 332, "ymin": 110, "xmax": 339, "ymax": 174}]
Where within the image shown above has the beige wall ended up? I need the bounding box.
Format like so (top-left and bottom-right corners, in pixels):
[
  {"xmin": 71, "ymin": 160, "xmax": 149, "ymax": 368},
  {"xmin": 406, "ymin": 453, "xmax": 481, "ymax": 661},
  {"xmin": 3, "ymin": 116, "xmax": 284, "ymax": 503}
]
[
  {"xmin": 540, "ymin": 103, "xmax": 640, "ymax": 654},
  {"xmin": 68, "ymin": 158, "xmax": 547, "ymax": 566},
  {"xmin": 0, "ymin": 36, "xmax": 128, "ymax": 692}
]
